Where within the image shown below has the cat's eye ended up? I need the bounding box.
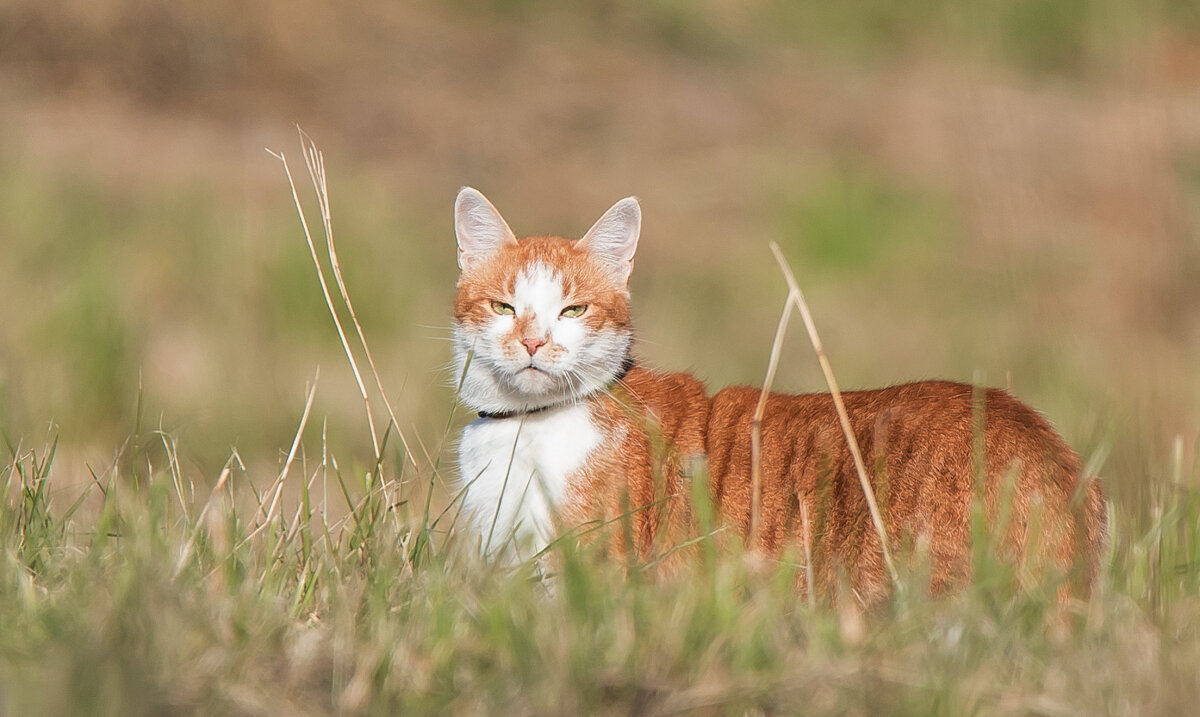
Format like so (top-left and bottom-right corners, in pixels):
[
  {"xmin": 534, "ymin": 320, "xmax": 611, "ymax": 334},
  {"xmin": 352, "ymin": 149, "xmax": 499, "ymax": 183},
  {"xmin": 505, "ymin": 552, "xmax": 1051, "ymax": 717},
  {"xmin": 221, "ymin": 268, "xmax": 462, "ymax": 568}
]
[
  {"xmin": 560, "ymin": 304, "xmax": 588, "ymax": 318},
  {"xmin": 490, "ymin": 300, "xmax": 515, "ymax": 316}
]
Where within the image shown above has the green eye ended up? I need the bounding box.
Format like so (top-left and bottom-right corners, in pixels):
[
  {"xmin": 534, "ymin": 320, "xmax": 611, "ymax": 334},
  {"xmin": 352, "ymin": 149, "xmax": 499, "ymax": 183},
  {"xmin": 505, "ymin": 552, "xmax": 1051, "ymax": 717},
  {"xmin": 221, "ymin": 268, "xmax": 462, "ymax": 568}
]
[
  {"xmin": 490, "ymin": 300, "xmax": 515, "ymax": 316},
  {"xmin": 560, "ymin": 304, "xmax": 587, "ymax": 318}
]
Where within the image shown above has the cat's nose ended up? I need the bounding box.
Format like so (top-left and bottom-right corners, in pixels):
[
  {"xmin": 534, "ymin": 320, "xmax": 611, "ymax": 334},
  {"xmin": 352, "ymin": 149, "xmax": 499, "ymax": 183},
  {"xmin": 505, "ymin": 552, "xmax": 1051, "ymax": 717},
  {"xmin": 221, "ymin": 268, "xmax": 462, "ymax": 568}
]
[{"xmin": 521, "ymin": 337, "xmax": 547, "ymax": 355}]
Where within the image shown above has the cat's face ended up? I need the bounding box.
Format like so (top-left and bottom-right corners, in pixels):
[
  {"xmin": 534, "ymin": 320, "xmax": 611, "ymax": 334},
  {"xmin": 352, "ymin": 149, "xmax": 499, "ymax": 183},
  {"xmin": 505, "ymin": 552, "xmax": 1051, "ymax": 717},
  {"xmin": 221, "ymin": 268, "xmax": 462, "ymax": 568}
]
[{"xmin": 451, "ymin": 188, "xmax": 640, "ymax": 414}]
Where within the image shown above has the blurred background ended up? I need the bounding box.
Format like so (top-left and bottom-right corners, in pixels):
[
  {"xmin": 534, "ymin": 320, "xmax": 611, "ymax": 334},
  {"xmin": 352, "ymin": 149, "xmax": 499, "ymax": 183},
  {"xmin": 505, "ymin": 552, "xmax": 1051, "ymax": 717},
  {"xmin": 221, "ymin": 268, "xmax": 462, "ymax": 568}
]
[{"xmin": 0, "ymin": 0, "xmax": 1198, "ymax": 507}]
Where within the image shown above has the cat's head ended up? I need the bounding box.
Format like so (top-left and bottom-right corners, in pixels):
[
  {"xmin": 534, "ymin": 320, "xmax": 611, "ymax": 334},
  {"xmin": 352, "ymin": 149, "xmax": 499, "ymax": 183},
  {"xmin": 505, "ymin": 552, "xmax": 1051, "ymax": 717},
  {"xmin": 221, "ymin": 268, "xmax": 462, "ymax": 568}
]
[{"xmin": 451, "ymin": 187, "xmax": 640, "ymax": 415}]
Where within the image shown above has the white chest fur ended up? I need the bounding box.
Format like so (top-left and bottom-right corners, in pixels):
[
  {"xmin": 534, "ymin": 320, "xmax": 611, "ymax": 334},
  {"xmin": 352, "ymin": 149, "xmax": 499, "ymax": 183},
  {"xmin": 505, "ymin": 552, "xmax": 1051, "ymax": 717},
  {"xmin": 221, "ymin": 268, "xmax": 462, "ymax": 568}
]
[{"xmin": 458, "ymin": 403, "xmax": 603, "ymax": 561}]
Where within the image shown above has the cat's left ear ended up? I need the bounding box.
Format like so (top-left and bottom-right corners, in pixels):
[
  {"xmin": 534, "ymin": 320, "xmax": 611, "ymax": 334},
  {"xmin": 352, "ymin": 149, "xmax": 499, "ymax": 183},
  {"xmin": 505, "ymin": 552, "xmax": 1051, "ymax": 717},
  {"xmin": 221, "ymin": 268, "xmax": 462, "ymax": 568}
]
[{"xmin": 577, "ymin": 196, "xmax": 641, "ymax": 284}]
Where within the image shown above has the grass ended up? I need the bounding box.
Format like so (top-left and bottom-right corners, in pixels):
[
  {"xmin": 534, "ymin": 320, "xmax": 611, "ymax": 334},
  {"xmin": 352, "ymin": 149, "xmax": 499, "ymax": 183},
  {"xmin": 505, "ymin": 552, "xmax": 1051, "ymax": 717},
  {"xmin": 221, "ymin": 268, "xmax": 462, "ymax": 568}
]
[{"xmin": 1, "ymin": 400, "xmax": 1199, "ymax": 715}]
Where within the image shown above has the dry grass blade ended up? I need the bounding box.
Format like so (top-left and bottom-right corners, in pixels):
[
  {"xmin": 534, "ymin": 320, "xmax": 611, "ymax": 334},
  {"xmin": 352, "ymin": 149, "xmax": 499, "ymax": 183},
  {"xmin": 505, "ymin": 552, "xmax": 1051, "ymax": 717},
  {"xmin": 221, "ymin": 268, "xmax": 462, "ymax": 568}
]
[
  {"xmin": 157, "ymin": 428, "xmax": 190, "ymax": 522},
  {"xmin": 237, "ymin": 369, "xmax": 319, "ymax": 551},
  {"xmin": 749, "ymin": 291, "xmax": 795, "ymax": 548},
  {"xmin": 799, "ymin": 499, "xmax": 816, "ymax": 609},
  {"xmin": 173, "ymin": 459, "xmax": 235, "ymax": 577},
  {"xmin": 767, "ymin": 241, "xmax": 899, "ymax": 587}
]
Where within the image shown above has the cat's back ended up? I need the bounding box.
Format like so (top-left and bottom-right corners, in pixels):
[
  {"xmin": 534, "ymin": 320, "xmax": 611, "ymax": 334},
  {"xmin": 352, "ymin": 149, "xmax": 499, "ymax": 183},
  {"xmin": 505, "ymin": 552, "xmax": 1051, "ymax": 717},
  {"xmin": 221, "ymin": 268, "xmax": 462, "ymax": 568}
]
[
  {"xmin": 708, "ymin": 380, "xmax": 983, "ymax": 470},
  {"xmin": 705, "ymin": 379, "xmax": 1106, "ymax": 598},
  {"xmin": 615, "ymin": 365, "xmax": 710, "ymax": 454},
  {"xmin": 706, "ymin": 379, "xmax": 1094, "ymax": 505},
  {"xmin": 709, "ymin": 379, "xmax": 1065, "ymax": 461}
]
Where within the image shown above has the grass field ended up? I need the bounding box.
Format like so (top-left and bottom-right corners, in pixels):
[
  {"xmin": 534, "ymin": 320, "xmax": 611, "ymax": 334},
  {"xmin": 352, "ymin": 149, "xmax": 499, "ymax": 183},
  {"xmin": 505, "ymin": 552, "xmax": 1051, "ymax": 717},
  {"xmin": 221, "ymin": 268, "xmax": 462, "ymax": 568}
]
[
  {"xmin": 2, "ymin": 380, "xmax": 1199, "ymax": 715},
  {"xmin": 1, "ymin": 1, "xmax": 1199, "ymax": 713}
]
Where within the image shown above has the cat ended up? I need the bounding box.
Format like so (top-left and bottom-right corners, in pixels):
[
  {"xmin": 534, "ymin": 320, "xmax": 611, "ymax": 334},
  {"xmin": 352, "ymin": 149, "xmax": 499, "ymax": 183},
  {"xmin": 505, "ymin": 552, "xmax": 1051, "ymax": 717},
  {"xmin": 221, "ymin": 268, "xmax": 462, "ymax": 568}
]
[{"xmin": 451, "ymin": 187, "xmax": 1107, "ymax": 602}]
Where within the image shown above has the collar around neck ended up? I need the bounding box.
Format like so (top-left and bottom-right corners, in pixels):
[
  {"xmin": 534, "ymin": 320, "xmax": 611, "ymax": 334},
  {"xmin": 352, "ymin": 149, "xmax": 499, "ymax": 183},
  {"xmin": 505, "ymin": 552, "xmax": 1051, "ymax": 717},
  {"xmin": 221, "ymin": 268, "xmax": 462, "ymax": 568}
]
[{"xmin": 477, "ymin": 356, "xmax": 635, "ymax": 420}]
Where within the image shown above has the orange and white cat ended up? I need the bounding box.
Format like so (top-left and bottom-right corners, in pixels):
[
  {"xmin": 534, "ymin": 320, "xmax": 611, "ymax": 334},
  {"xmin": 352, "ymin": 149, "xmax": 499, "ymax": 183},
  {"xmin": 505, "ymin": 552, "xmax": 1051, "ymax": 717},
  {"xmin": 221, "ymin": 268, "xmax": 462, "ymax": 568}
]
[{"xmin": 452, "ymin": 187, "xmax": 1106, "ymax": 601}]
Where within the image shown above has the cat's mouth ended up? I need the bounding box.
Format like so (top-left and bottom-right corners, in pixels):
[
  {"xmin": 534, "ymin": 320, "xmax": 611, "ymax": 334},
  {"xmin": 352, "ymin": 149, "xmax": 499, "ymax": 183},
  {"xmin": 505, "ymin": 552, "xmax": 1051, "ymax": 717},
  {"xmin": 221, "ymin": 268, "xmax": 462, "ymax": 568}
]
[{"xmin": 509, "ymin": 363, "xmax": 559, "ymax": 393}]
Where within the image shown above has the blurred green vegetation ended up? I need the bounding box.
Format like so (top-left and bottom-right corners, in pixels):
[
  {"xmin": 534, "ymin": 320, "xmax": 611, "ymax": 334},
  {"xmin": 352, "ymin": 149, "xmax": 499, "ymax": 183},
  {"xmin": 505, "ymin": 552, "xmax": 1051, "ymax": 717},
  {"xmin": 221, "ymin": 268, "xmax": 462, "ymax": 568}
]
[
  {"xmin": 776, "ymin": 167, "xmax": 951, "ymax": 273},
  {"xmin": 0, "ymin": 158, "xmax": 457, "ymax": 470},
  {"xmin": 446, "ymin": 0, "xmax": 1184, "ymax": 76}
]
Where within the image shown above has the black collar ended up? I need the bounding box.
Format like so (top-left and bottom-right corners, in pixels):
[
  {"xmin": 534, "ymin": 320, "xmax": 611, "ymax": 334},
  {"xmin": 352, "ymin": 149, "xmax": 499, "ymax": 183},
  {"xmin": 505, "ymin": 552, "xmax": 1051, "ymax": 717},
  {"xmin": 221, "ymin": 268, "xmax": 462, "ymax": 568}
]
[
  {"xmin": 477, "ymin": 356, "xmax": 634, "ymax": 420},
  {"xmin": 476, "ymin": 404, "xmax": 554, "ymax": 421}
]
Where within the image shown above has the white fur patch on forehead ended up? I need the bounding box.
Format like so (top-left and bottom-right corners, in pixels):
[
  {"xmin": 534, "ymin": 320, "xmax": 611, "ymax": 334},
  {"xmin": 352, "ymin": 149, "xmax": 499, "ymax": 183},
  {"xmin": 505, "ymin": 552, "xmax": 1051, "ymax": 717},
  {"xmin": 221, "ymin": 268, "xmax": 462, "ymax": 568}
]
[{"xmin": 513, "ymin": 262, "xmax": 566, "ymax": 329}]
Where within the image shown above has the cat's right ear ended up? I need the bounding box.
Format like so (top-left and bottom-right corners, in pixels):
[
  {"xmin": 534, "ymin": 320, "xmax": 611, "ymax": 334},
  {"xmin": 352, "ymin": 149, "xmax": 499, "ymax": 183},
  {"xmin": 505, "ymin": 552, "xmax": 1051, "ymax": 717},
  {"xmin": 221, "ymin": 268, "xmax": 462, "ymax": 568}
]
[{"xmin": 454, "ymin": 187, "xmax": 518, "ymax": 271}]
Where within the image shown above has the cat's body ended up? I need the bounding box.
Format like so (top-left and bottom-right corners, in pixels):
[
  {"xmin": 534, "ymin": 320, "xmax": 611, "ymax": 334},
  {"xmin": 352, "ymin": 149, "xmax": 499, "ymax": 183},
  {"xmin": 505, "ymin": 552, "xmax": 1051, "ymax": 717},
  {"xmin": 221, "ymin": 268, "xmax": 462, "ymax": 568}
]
[
  {"xmin": 709, "ymin": 381, "xmax": 1105, "ymax": 601},
  {"xmin": 452, "ymin": 187, "xmax": 1106, "ymax": 599}
]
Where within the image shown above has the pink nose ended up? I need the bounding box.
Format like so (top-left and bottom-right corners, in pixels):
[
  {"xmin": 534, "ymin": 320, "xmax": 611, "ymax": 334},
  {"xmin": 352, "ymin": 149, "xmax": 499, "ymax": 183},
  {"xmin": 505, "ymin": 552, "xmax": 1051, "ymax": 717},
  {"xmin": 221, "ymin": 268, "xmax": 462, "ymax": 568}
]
[{"xmin": 521, "ymin": 337, "xmax": 547, "ymax": 356}]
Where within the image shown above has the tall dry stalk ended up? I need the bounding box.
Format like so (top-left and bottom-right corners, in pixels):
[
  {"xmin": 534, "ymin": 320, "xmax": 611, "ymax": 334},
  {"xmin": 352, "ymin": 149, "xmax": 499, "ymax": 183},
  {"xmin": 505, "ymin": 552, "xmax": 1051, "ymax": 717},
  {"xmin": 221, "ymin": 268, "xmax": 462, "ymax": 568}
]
[
  {"xmin": 295, "ymin": 130, "xmax": 414, "ymax": 467},
  {"xmin": 749, "ymin": 242, "xmax": 899, "ymax": 588},
  {"xmin": 269, "ymin": 131, "xmax": 420, "ymax": 531},
  {"xmin": 749, "ymin": 289, "xmax": 795, "ymax": 547}
]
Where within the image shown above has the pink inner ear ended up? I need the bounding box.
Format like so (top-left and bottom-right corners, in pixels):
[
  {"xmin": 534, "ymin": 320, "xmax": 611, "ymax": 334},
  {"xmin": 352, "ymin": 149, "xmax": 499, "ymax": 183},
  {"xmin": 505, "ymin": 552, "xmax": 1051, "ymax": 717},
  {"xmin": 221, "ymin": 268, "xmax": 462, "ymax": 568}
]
[
  {"xmin": 578, "ymin": 197, "xmax": 640, "ymax": 281},
  {"xmin": 578, "ymin": 238, "xmax": 636, "ymax": 283},
  {"xmin": 455, "ymin": 188, "xmax": 518, "ymax": 267}
]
